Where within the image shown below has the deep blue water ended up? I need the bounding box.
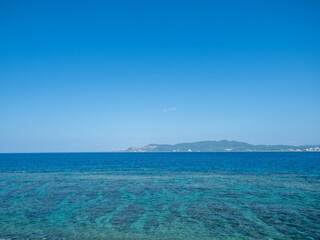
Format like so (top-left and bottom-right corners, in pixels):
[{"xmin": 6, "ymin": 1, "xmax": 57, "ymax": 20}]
[
  {"xmin": 0, "ymin": 152, "xmax": 319, "ymax": 239},
  {"xmin": 1, "ymin": 152, "xmax": 320, "ymax": 174}
]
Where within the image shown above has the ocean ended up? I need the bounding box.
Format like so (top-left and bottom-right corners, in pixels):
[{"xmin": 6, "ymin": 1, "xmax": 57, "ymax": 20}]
[{"xmin": 0, "ymin": 152, "xmax": 319, "ymax": 239}]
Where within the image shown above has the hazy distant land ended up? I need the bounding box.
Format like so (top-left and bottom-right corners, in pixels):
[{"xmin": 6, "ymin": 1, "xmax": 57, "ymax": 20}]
[{"xmin": 120, "ymin": 140, "xmax": 320, "ymax": 152}]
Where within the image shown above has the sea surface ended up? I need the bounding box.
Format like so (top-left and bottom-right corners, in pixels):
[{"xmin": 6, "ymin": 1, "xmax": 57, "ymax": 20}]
[{"xmin": 0, "ymin": 152, "xmax": 319, "ymax": 239}]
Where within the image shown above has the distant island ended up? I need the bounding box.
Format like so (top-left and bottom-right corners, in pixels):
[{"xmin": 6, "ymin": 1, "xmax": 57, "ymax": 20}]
[{"xmin": 119, "ymin": 140, "xmax": 320, "ymax": 152}]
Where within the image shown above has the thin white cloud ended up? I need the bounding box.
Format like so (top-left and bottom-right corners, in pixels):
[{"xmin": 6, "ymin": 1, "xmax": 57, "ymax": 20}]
[{"xmin": 163, "ymin": 107, "xmax": 177, "ymax": 112}]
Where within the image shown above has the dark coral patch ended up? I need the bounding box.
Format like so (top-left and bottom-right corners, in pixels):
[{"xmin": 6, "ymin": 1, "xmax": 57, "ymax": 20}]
[
  {"xmin": 126, "ymin": 184, "xmax": 145, "ymax": 197},
  {"xmin": 110, "ymin": 204, "xmax": 145, "ymax": 230},
  {"xmin": 144, "ymin": 218, "xmax": 159, "ymax": 231}
]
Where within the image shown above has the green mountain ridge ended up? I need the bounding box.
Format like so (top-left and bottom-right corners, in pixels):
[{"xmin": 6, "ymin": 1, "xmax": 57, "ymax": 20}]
[{"xmin": 122, "ymin": 140, "xmax": 320, "ymax": 152}]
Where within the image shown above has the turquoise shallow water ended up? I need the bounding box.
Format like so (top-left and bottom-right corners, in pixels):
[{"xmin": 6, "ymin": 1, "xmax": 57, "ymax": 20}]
[{"xmin": 0, "ymin": 153, "xmax": 319, "ymax": 239}]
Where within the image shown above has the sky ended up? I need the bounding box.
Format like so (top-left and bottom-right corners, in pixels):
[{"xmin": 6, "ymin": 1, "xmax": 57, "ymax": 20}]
[{"xmin": 0, "ymin": 0, "xmax": 320, "ymax": 152}]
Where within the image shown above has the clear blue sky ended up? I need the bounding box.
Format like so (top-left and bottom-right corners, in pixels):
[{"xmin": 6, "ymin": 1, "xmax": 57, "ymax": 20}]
[{"xmin": 0, "ymin": 0, "xmax": 319, "ymax": 152}]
